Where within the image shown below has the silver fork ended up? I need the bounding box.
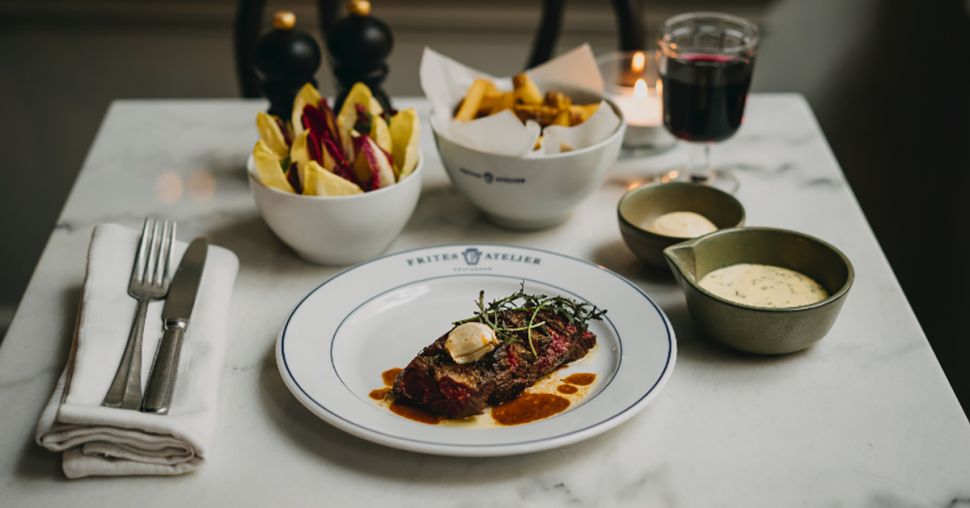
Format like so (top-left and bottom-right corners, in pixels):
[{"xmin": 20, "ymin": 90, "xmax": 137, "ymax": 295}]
[{"xmin": 102, "ymin": 218, "xmax": 176, "ymax": 409}]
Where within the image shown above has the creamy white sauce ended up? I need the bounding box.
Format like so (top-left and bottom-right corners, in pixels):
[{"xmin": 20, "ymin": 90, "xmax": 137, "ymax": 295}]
[
  {"xmin": 646, "ymin": 211, "xmax": 717, "ymax": 238},
  {"xmin": 698, "ymin": 263, "xmax": 828, "ymax": 308}
]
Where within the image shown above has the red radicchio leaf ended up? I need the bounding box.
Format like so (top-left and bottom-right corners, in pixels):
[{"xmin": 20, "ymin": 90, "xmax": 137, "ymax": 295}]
[
  {"xmin": 302, "ymin": 104, "xmax": 327, "ymax": 139},
  {"xmin": 321, "ymin": 132, "xmax": 356, "ymax": 183},
  {"xmin": 302, "ymin": 103, "xmax": 346, "ymax": 177},
  {"xmin": 318, "ymin": 99, "xmax": 344, "ymax": 159},
  {"xmin": 321, "ymin": 131, "xmax": 349, "ymax": 168},
  {"xmin": 355, "ymin": 136, "xmax": 383, "ymax": 191},
  {"xmin": 331, "ymin": 166, "xmax": 354, "ymax": 184},
  {"xmin": 285, "ymin": 163, "xmax": 303, "ymax": 194},
  {"xmin": 306, "ymin": 129, "xmax": 324, "ymax": 165},
  {"xmin": 300, "ymin": 100, "xmax": 358, "ymax": 186}
]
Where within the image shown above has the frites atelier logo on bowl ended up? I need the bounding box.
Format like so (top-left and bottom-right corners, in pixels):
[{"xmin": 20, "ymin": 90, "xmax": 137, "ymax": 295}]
[
  {"xmin": 458, "ymin": 167, "xmax": 526, "ymax": 185},
  {"xmin": 404, "ymin": 248, "xmax": 543, "ymax": 272}
]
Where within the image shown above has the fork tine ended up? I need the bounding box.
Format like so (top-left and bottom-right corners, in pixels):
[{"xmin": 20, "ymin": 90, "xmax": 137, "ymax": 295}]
[
  {"xmin": 164, "ymin": 221, "xmax": 177, "ymax": 284},
  {"xmin": 133, "ymin": 218, "xmax": 152, "ymax": 284},
  {"xmin": 153, "ymin": 220, "xmax": 170, "ymax": 287},
  {"xmin": 143, "ymin": 219, "xmax": 161, "ymax": 285},
  {"xmin": 156, "ymin": 220, "xmax": 174, "ymax": 287}
]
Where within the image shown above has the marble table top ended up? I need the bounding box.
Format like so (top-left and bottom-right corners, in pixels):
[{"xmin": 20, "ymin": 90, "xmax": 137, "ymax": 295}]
[{"xmin": 1, "ymin": 95, "xmax": 968, "ymax": 506}]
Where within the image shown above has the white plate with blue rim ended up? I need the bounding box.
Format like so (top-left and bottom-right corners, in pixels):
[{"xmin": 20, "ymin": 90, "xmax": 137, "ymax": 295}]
[{"xmin": 276, "ymin": 244, "xmax": 676, "ymax": 456}]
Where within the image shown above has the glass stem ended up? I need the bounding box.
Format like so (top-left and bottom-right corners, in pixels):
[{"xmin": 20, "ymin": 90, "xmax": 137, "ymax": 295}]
[
  {"xmin": 687, "ymin": 143, "xmax": 713, "ymax": 182},
  {"xmin": 703, "ymin": 144, "xmax": 712, "ymax": 174}
]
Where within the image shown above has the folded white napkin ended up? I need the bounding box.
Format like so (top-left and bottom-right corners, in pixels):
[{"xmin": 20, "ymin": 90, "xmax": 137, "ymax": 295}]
[{"xmin": 35, "ymin": 223, "xmax": 239, "ymax": 478}]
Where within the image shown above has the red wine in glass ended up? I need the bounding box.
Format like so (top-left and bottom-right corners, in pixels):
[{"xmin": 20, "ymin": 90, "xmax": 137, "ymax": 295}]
[
  {"xmin": 655, "ymin": 12, "xmax": 759, "ymax": 193},
  {"xmin": 663, "ymin": 54, "xmax": 754, "ymax": 143}
]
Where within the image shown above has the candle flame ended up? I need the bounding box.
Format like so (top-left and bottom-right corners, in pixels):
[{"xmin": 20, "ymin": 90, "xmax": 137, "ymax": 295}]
[
  {"xmin": 631, "ymin": 51, "xmax": 646, "ymax": 73},
  {"xmin": 634, "ymin": 78, "xmax": 648, "ymax": 99}
]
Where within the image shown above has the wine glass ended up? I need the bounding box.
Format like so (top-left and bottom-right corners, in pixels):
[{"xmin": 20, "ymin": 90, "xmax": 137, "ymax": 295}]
[{"xmin": 657, "ymin": 12, "xmax": 759, "ymax": 193}]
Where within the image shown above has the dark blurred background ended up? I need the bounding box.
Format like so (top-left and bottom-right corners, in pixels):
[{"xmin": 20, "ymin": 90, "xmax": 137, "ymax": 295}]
[{"xmin": 0, "ymin": 0, "xmax": 967, "ymax": 415}]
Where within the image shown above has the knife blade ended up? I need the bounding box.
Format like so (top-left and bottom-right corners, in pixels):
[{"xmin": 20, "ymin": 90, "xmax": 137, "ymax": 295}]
[{"xmin": 141, "ymin": 237, "xmax": 208, "ymax": 414}]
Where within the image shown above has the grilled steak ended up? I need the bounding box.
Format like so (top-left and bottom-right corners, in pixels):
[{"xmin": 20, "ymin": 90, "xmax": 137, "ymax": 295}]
[{"xmin": 392, "ymin": 288, "xmax": 603, "ymax": 418}]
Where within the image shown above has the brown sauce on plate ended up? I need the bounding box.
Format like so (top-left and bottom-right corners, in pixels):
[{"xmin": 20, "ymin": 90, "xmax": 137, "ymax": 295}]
[
  {"xmin": 375, "ymin": 367, "xmax": 593, "ymax": 426},
  {"xmin": 374, "ymin": 368, "xmax": 441, "ymax": 424},
  {"xmin": 557, "ymin": 384, "xmax": 578, "ymax": 394},
  {"xmin": 563, "ymin": 373, "xmax": 596, "ymax": 386},
  {"xmin": 381, "ymin": 368, "xmax": 403, "ymax": 386},
  {"xmin": 389, "ymin": 401, "xmax": 441, "ymax": 425},
  {"xmin": 492, "ymin": 393, "xmax": 570, "ymax": 425},
  {"xmin": 369, "ymin": 388, "xmax": 391, "ymax": 400}
]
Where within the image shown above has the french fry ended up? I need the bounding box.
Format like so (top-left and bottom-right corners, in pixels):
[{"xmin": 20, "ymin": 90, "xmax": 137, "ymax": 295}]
[
  {"xmin": 512, "ymin": 73, "xmax": 543, "ymax": 104},
  {"xmin": 478, "ymin": 93, "xmax": 501, "ymax": 116},
  {"xmin": 513, "ymin": 103, "xmax": 561, "ymax": 126},
  {"xmin": 489, "ymin": 91, "xmax": 515, "ymax": 114},
  {"xmin": 544, "ymin": 91, "xmax": 572, "ymax": 110},
  {"xmin": 482, "ymin": 79, "xmax": 498, "ymax": 95},
  {"xmin": 552, "ymin": 109, "xmax": 571, "ymax": 126},
  {"xmin": 568, "ymin": 103, "xmax": 601, "ymax": 125},
  {"xmin": 455, "ymin": 79, "xmax": 495, "ymax": 121},
  {"xmin": 452, "ymin": 73, "xmax": 600, "ymax": 129}
]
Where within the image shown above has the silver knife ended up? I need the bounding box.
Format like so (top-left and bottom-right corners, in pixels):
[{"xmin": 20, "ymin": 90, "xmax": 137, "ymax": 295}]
[{"xmin": 141, "ymin": 237, "xmax": 208, "ymax": 414}]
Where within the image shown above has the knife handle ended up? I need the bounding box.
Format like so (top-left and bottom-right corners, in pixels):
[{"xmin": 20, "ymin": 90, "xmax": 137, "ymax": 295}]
[{"xmin": 141, "ymin": 320, "xmax": 186, "ymax": 414}]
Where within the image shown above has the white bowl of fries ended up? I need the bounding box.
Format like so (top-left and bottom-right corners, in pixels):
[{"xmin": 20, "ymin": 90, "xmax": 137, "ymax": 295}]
[
  {"xmin": 430, "ymin": 82, "xmax": 624, "ymax": 230},
  {"xmin": 422, "ymin": 45, "xmax": 625, "ymax": 229}
]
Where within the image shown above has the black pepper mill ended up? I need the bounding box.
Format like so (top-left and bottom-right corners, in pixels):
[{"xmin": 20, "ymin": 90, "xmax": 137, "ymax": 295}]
[
  {"xmin": 327, "ymin": 0, "xmax": 393, "ymax": 113},
  {"xmin": 254, "ymin": 11, "xmax": 323, "ymax": 118}
]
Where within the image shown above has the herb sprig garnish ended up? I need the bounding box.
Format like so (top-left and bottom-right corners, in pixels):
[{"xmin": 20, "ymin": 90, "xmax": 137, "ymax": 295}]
[{"xmin": 452, "ymin": 283, "xmax": 606, "ymax": 356}]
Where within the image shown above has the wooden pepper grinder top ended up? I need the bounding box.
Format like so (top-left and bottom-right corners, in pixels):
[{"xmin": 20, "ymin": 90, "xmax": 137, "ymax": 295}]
[
  {"xmin": 254, "ymin": 11, "xmax": 323, "ymax": 118},
  {"xmin": 327, "ymin": 0, "xmax": 393, "ymax": 113}
]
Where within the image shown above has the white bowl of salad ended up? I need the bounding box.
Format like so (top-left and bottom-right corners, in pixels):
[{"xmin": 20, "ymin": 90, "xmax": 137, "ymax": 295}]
[{"xmin": 248, "ymin": 82, "xmax": 422, "ymax": 265}]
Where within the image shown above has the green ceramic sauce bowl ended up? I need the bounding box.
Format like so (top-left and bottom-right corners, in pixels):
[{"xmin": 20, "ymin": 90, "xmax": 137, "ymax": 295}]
[
  {"xmin": 664, "ymin": 227, "xmax": 854, "ymax": 355},
  {"xmin": 618, "ymin": 182, "xmax": 745, "ymax": 268}
]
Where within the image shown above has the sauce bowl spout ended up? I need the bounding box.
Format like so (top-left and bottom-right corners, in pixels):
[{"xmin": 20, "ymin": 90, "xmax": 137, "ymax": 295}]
[{"xmin": 663, "ymin": 240, "xmax": 700, "ymax": 282}]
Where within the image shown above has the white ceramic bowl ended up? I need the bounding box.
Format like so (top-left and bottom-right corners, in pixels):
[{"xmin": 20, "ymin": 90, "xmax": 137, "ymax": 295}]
[
  {"xmin": 247, "ymin": 156, "xmax": 422, "ymax": 265},
  {"xmin": 431, "ymin": 98, "xmax": 625, "ymax": 229}
]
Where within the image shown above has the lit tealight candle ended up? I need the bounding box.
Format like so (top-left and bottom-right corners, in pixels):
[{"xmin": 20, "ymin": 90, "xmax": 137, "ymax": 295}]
[
  {"xmin": 600, "ymin": 50, "xmax": 675, "ymax": 149},
  {"xmin": 610, "ymin": 77, "xmax": 672, "ymax": 148},
  {"xmin": 614, "ymin": 78, "xmax": 662, "ymax": 127}
]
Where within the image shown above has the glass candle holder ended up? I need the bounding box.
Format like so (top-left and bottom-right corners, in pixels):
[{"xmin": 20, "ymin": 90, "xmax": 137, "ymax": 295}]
[{"xmin": 597, "ymin": 50, "xmax": 675, "ymax": 150}]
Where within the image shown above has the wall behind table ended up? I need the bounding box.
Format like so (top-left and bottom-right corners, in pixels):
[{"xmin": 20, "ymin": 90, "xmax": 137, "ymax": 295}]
[{"xmin": 1, "ymin": 0, "xmax": 968, "ymax": 419}]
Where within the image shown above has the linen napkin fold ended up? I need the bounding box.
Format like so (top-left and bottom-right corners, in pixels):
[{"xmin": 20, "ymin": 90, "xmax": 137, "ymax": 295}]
[{"xmin": 36, "ymin": 223, "xmax": 239, "ymax": 478}]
